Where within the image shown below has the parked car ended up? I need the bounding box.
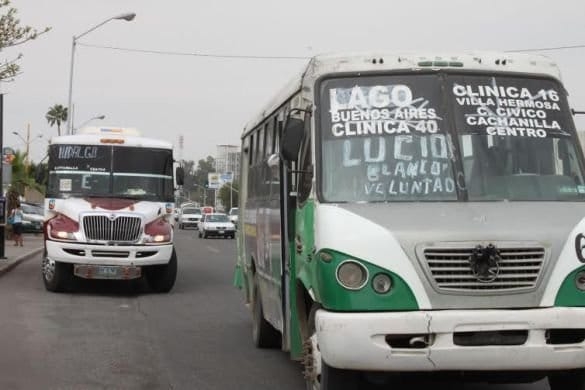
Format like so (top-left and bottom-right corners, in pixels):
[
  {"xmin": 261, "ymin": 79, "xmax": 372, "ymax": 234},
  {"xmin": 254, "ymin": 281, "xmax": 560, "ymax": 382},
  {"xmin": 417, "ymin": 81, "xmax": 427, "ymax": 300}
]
[
  {"xmin": 178, "ymin": 206, "xmax": 202, "ymax": 229},
  {"xmin": 21, "ymin": 202, "xmax": 44, "ymax": 233},
  {"xmin": 198, "ymin": 213, "xmax": 235, "ymax": 239},
  {"xmin": 228, "ymin": 207, "xmax": 239, "ymax": 228}
]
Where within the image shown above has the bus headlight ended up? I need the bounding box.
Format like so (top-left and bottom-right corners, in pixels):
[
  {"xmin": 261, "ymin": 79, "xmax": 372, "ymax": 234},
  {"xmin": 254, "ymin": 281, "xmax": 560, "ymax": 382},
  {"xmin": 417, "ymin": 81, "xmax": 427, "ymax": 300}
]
[
  {"xmin": 47, "ymin": 214, "xmax": 79, "ymax": 241},
  {"xmin": 336, "ymin": 260, "xmax": 368, "ymax": 290},
  {"xmin": 575, "ymin": 271, "xmax": 585, "ymax": 291},
  {"xmin": 144, "ymin": 218, "xmax": 172, "ymax": 244},
  {"xmin": 372, "ymin": 273, "xmax": 392, "ymax": 294}
]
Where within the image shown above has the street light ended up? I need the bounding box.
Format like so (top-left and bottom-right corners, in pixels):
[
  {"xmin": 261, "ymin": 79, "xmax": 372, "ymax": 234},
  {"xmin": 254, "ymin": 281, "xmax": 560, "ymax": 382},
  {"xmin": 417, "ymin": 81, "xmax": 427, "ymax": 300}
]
[
  {"xmin": 75, "ymin": 114, "xmax": 106, "ymax": 131},
  {"xmin": 66, "ymin": 12, "xmax": 136, "ymax": 135},
  {"xmin": 13, "ymin": 125, "xmax": 43, "ymax": 174}
]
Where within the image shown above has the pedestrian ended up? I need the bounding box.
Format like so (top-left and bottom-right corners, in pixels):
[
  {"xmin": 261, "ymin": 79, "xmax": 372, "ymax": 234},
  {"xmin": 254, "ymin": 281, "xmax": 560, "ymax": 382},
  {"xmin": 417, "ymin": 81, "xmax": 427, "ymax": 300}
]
[{"xmin": 10, "ymin": 202, "xmax": 24, "ymax": 247}]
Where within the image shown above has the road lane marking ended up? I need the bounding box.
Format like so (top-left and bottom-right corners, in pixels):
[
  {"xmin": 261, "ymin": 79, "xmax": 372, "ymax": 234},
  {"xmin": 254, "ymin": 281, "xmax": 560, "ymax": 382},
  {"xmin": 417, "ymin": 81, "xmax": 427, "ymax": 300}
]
[{"xmin": 206, "ymin": 246, "xmax": 219, "ymax": 253}]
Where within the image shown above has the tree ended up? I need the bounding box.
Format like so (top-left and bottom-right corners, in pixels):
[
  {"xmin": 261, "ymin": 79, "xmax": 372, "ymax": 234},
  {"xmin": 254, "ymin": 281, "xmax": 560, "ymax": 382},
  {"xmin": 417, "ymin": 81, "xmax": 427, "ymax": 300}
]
[
  {"xmin": 10, "ymin": 150, "xmax": 42, "ymax": 195},
  {"xmin": 218, "ymin": 181, "xmax": 239, "ymax": 210},
  {"xmin": 45, "ymin": 104, "xmax": 68, "ymax": 136},
  {"xmin": 5, "ymin": 150, "xmax": 43, "ymax": 237},
  {"xmin": 0, "ymin": 1, "xmax": 50, "ymax": 81},
  {"xmin": 194, "ymin": 156, "xmax": 215, "ymax": 186},
  {"xmin": 191, "ymin": 156, "xmax": 215, "ymax": 206}
]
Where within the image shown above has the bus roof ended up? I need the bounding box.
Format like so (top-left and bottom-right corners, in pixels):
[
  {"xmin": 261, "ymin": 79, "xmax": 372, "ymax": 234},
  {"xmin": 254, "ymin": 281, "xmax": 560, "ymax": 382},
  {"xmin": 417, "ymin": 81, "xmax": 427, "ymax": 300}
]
[
  {"xmin": 242, "ymin": 51, "xmax": 562, "ymax": 134},
  {"xmin": 78, "ymin": 126, "xmax": 141, "ymax": 136},
  {"xmin": 49, "ymin": 133, "xmax": 173, "ymax": 150}
]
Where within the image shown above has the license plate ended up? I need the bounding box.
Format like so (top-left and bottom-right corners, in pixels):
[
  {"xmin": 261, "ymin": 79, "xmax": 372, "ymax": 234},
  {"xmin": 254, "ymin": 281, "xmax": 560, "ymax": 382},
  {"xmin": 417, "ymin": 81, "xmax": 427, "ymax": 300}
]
[
  {"xmin": 219, "ymin": 230, "xmax": 225, "ymax": 234},
  {"xmin": 74, "ymin": 264, "xmax": 141, "ymax": 280}
]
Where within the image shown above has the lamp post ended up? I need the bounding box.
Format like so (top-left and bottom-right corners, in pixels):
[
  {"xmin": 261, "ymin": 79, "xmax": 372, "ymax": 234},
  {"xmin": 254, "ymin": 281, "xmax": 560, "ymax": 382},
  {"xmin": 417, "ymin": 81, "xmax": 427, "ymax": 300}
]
[
  {"xmin": 224, "ymin": 182, "xmax": 239, "ymax": 209},
  {"xmin": 75, "ymin": 114, "xmax": 105, "ymax": 131},
  {"xmin": 66, "ymin": 12, "xmax": 136, "ymax": 135}
]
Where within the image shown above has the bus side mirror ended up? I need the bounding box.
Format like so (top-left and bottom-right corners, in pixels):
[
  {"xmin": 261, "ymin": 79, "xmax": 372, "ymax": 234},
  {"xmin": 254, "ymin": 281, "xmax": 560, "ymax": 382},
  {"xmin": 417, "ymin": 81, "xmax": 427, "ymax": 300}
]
[
  {"xmin": 35, "ymin": 167, "xmax": 47, "ymax": 184},
  {"xmin": 176, "ymin": 166, "xmax": 185, "ymax": 186},
  {"xmin": 281, "ymin": 117, "xmax": 305, "ymax": 162}
]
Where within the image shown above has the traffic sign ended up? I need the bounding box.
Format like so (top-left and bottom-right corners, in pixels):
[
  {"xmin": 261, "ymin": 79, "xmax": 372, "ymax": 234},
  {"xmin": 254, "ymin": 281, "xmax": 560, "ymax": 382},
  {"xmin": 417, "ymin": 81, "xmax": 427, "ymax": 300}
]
[
  {"xmin": 208, "ymin": 172, "xmax": 220, "ymax": 189},
  {"xmin": 220, "ymin": 172, "xmax": 233, "ymax": 184}
]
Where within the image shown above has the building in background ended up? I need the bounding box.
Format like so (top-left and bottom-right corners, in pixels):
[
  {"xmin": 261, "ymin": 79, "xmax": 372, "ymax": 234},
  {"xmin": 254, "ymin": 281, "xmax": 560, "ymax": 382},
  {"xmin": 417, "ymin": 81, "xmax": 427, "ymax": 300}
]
[{"xmin": 215, "ymin": 144, "xmax": 240, "ymax": 180}]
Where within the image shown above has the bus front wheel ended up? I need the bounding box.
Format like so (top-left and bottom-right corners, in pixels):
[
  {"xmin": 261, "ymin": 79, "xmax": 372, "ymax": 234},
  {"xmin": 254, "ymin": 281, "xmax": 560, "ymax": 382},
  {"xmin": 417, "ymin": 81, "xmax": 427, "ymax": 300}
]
[
  {"xmin": 304, "ymin": 305, "xmax": 359, "ymax": 390},
  {"xmin": 548, "ymin": 370, "xmax": 585, "ymax": 390},
  {"xmin": 251, "ymin": 275, "xmax": 281, "ymax": 348},
  {"xmin": 42, "ymin": 253, "xmax": 72, "ymax": 292},
  {"xmin": 145, "ymin": 250, "xmax": 177, "ymax": 293}
]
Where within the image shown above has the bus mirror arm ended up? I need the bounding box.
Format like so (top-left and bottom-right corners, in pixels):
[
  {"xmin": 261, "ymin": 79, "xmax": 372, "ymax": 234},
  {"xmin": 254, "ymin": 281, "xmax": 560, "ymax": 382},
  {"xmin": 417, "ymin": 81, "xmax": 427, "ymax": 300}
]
[
  {"xmin": 35, "ymin": 167, "xmax": 47, "ymax": 184},
  {"xmin": 285, "ymin": 166, "xmax": 313, "ymax": 175},
  {"xmin": 268, "ymin": 153, "xmax": 307, "ymax": 174},
  {"xmin": 572, "ymin": 108, "xmax": 585, "ymax": 116}
]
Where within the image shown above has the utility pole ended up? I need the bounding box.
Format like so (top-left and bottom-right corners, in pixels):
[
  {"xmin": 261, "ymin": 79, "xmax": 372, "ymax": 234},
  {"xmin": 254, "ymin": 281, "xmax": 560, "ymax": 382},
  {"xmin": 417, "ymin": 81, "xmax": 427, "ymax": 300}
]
[
  {"xmin": 13, "ymin": 124, "xmax": 41, "ymax": 178},
  {"xmin": 25, "ymin": 123, "xmax": 30, "ymax": 176}
]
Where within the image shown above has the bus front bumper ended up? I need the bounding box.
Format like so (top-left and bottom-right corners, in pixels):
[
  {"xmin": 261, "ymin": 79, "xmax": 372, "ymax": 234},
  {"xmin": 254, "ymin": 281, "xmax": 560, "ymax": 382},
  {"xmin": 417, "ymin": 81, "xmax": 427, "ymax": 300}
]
[
  {"xmin": 316, "ymin": 307, "xmax": 585, "ymax": 372},
  {"xmin": 46, "ymin": 240, "xmax": 173, "ymax": 266}
]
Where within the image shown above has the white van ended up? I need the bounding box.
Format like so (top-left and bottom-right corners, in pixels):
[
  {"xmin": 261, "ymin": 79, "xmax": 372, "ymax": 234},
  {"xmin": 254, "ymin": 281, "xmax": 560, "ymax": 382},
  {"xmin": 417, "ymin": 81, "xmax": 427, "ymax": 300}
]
[{"xmin": 178, "ymin": 206, "xmax": 202, "ymax": 229}]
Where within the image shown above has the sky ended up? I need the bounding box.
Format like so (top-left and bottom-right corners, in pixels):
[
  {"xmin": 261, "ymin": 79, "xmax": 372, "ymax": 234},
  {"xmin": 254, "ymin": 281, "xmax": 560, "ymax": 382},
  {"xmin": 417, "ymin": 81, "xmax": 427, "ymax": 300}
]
[{"xmin": 3, "ymin": 0, "xmax": 585, "ymax": 164}]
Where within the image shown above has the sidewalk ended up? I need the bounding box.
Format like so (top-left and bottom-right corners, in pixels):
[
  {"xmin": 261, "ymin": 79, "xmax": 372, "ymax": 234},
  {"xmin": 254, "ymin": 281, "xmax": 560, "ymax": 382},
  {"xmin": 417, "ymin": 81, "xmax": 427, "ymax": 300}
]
[{"xmin": 0, "ymin": 233, "xmax": 44, "ymax": 277}]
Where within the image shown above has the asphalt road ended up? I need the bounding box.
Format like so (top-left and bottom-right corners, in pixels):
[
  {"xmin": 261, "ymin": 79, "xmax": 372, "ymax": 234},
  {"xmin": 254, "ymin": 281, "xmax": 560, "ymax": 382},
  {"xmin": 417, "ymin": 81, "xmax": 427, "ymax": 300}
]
[{"xmin": 0, "ymin": 229, "xmax": 550, "ymax": 390}]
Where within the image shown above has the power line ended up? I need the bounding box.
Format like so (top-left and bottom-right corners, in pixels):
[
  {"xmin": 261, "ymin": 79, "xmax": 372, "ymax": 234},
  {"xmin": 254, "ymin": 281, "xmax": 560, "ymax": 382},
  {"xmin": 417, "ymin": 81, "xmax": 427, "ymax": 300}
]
[
  {"xmin": 506, "ymin": 44, "xmax": 585, "ymax": 53},
  {"xmin": 78, "ymin": 42, "xmax": 311, "ymax": 60},
  {"xmin": 78, "ymin": 41, "xmax": 585, "ymax": 59}
]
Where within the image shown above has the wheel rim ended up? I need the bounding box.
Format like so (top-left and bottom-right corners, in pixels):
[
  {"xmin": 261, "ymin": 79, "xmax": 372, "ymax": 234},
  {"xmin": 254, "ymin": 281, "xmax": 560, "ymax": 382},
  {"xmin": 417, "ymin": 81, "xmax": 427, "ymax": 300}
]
[
  {"xmin": 42, "ymin": 257, "xmax": 55, "ymax": 282},
  {"xmin": 303, "ymin": 332, "xmax": 322, "ymax": 389}
]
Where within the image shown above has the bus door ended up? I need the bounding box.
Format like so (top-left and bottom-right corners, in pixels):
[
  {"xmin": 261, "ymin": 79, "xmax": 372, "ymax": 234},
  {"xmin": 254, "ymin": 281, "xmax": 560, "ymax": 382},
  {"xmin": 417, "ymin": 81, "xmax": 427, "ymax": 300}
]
[{"xmin": 280, "ymin": 107, "xmax": 312, "ymax": 353}]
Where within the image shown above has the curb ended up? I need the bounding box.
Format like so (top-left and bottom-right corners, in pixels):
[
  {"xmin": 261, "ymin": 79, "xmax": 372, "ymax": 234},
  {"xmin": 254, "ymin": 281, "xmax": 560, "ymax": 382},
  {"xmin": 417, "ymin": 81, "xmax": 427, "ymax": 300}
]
[{"xmin": 0, "ymin": 247, "xmax": 44, "ymax": 278}]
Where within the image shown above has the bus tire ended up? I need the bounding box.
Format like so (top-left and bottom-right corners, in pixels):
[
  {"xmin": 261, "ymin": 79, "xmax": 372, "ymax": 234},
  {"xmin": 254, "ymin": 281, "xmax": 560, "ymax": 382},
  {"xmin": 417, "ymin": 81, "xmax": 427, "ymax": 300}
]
[
  {"xmin": 304, "ymin": 305, "xmax": 359, "ymax": 389},
  {"xmin": 548, "ymin": 370, "xmax": 585, "ymax": 390},
  {"xmin": 251, "ymin": 275, "xmax": 281, "ymax": 348},
  {"xmin": 42, "ymin": 253, "xmax": 71, "ymax": 293},
  {"xmin": 146, "ymin": 249, "xmax": 177, "ymax": 293},
  {"xmin": 320, "ymin": 361, "xmax": 359, "ymax": 390}
]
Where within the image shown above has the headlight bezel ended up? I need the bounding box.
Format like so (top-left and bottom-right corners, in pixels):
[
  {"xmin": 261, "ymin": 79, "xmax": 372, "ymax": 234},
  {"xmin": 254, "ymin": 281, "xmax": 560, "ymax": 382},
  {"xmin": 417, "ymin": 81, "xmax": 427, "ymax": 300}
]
[
  {"xmin": 372, "ymin": 273, "xmax": 393, "ymax": 294},
  {"xmin": 335, "ymin": 259, "xmax": 369, "ymax": 290}
]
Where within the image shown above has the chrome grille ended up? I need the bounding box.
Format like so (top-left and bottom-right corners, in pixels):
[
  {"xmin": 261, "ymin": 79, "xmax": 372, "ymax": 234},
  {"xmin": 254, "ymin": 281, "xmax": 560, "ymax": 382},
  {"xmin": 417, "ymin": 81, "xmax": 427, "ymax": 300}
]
[
  {"xmin": 82, "ymin": 215, "xmax": 142, "ymax": 242},
  {"xmin": 423, "ymin": 246, "xmax": 545, "ymax": 292}
]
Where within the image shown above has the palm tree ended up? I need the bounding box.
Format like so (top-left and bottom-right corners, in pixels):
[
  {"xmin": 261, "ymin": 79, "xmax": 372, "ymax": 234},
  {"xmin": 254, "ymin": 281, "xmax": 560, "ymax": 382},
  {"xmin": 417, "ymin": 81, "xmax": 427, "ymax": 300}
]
[{"xmin": 45, "ymin": 104, "xmax": 68, "ymax": 136}]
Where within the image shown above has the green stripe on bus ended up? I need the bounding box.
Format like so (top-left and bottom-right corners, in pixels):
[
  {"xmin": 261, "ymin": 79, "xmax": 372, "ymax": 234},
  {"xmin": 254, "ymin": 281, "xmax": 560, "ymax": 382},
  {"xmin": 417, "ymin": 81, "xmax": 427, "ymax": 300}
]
[
  {"xmin": 314, "ymin": 249, "xmax": 419, "ymax": 311},
  {"xmin": 554, "ymin": 265, "xmax": 585, "ymax": 306}
]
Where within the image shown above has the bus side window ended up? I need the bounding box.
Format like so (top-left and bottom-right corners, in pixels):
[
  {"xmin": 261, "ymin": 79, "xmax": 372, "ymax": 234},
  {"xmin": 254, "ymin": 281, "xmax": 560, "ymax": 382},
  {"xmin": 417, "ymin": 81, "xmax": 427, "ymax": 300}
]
[
  {"xmin": 257, "ymin": 126, "xmax": 265, "ymax": 163},
  {"xmin": 265, "ymin": 120, "xmax": 274, "ymax": 156},
  {"xmin": 276, "ymin": 110, "xmax": 285, "ymax": 153},
  {"xmin": 249, "ymin": 133, "xmax": 254, "ymax": 166}
]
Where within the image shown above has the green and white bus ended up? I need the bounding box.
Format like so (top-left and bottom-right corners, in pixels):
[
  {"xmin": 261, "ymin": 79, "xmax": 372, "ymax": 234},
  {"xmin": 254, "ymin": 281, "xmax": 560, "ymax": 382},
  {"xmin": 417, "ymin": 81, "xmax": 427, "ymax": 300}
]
[{"xmin": 234, "ymin": 51, "xmax": 585, "ymax": 389}]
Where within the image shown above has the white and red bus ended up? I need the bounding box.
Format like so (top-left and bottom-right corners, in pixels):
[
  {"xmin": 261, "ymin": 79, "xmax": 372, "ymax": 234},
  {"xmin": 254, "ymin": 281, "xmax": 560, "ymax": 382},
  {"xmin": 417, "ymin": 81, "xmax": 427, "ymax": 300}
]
[{"xmin": 41, "ymin": 127, "xmax": 184, "ymax": 293}]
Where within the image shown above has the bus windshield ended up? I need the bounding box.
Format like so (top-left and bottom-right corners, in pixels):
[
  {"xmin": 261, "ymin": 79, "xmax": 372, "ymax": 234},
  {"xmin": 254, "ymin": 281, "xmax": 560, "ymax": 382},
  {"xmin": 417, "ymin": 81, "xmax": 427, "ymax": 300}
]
[
  {"xmin": 47, "ymin": 145, "xmax": 174, "ymax": 201},
  {"xmin": 319, "ymin": 73, "xmax": 585, "ymax": 202}
]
